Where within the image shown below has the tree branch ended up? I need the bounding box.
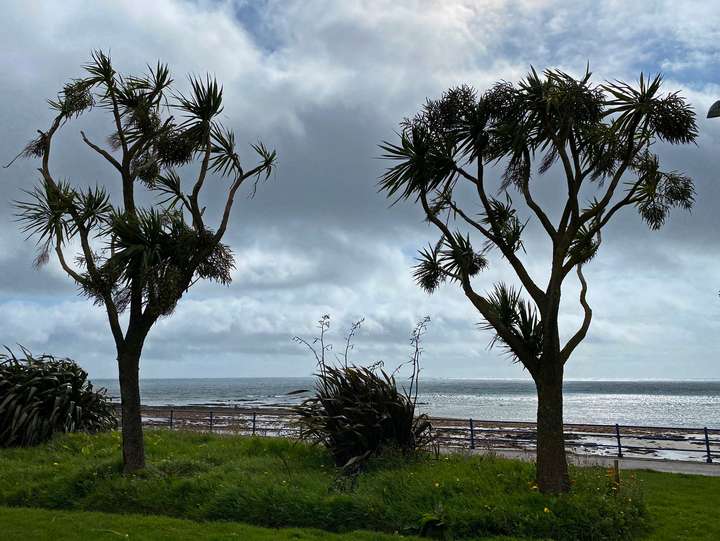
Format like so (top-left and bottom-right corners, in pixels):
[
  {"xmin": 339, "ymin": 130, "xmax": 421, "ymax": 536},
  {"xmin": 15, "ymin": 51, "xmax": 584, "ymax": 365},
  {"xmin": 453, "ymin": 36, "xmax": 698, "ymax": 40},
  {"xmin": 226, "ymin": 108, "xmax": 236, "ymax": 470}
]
[
  {"xmin": 41, "ymin": 116, "xmax": 124, "ymax": 348},
  {"xmin": 518, "ymin": 149, "xmax": 557, "ymax": 238},
  {"xmin": 560, "ymin": 264, "xmax": 592, "ymax": 363},
  {"xmin": 81, "ymin": 131, "xmax": 122, "ymax": 173},
  {"xmin": 456, "ymin": 163, "xmax": 546, "ymax": 305},
  {"xmin": 419, "ymin": 191, "xmax": 536, "ymax": 371},
  {"xmin": 213, "ymin": 162, "xmax": 267, "ymax": 243},
  {"xmin": 190, "ymin": 133, "xmax": 212, "ymax": 230}
]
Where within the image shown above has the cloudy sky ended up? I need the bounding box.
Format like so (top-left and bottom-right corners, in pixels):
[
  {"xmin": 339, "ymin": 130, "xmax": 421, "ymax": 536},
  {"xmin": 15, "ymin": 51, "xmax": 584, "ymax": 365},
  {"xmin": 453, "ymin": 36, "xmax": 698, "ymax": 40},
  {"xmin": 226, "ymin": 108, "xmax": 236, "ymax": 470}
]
[{"xmin": 1, "ymin": 0, "xmax": 719, "ymax": 380}]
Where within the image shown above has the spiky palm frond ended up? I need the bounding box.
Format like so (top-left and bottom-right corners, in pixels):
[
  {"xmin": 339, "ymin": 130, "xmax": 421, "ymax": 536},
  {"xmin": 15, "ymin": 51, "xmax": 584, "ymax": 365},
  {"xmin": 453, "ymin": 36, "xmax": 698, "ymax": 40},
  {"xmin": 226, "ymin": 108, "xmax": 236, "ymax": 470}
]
[
  {"xmin": 413, "ymin": 233, "xmax": 487, "ymax": 293},
  {"xmin": 175, "ymin": 75, "xmax": 223, "ymax": 124},
  {"xmin": 379, "ymin": 124, "xmax": 456, "ymax": 202},
  {"xmin": 251, "ymin": 141, "xmax": 277, "ymax": 179},
  {"xmin": 83, "ymin": 49, "xmax": 115, "ymax": 87},
  {"xmin": 481, "ymin": 197, "xmax": 526, "ymax": 253},
  {"xmin": 413, "ymin": 245, "xmax": 445, "ymax": 293},
  {"xmin": 209, "ymin": 124, "xmax": 240, "ymax": 177},
  {"xmin": 152, "ymin": 170, "xmax": 184, "ymax": 207},
  {"xmin": 480, "ymin": 282, "xmax": 543, "ymax": 362},
  {"xmin": 631, "ymin": 151, "xmax": 695, "ymax": 230},
  {"xmin": 14, "ymin": 180, "xmax": 78, "ymax": 266},
  {"xmin": 77, "ymin": 185, "xmax": 114, "ymax": 233},
  {"xmin": 567, "ymin": 224, "xmax": 600, "ymax": 265},
  {"xmin": 603, "ymin": 73, "xmax": 697, "ymax": 144},
  {"xmin": 438, "ymin": 231, "xmax": 488, "ymax": 277}
]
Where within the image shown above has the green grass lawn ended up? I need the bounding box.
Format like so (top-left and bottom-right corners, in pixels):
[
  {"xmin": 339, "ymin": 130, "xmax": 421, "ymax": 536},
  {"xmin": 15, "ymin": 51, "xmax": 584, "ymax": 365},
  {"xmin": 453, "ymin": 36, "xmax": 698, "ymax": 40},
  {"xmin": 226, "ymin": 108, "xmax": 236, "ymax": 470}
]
[
  {"xmin": 637, "ymin": 471, "xmax": 720, "ymax": 540},
  {"xmin": 0, "ymin": 430, "xmax": 716, "ymax": 540},
  {"xmin": 0, "ymin": 506, "xmax": 425, "ymax": 541}
]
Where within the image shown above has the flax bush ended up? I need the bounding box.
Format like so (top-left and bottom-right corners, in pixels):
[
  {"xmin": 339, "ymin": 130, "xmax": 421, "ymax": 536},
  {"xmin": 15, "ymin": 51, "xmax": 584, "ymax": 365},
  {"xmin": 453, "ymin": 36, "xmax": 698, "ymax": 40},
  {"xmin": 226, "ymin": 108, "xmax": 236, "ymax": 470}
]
[{"xmin": 0, "ymin": 348, "xmax": 116, "ymax": 447}]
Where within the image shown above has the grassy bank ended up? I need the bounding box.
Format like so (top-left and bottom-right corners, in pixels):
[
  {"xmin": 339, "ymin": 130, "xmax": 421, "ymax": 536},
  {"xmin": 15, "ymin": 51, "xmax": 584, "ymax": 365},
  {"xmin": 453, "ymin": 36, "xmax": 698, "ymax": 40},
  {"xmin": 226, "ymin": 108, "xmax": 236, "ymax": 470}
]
[{"xmin": 0, "ymin": 430, "xmax": 715, "ymax": 539}]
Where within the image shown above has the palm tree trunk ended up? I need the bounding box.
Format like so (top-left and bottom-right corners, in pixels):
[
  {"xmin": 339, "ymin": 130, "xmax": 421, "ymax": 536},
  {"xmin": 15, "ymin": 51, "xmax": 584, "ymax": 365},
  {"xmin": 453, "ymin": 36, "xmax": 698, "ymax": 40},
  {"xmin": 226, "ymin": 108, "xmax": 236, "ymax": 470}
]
[
  {"xmin": 535, "ymin": 369, "xmax": 570, "ymax": 494},
  {"xmin": 118, "ymin": 347, "xmax": 145, "ymax": 473}
]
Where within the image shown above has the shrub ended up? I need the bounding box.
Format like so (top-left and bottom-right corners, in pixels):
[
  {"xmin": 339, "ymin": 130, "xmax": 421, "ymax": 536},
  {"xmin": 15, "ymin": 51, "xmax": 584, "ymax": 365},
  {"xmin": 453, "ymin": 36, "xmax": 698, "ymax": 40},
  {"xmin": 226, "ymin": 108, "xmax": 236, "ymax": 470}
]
[
  {"xmin": 293, "ymin": 317, "xmax": 433, "ymax": 468},
  {"xmin": 0, "ymin": 348, "xmax": 117, "ymax": 447}
]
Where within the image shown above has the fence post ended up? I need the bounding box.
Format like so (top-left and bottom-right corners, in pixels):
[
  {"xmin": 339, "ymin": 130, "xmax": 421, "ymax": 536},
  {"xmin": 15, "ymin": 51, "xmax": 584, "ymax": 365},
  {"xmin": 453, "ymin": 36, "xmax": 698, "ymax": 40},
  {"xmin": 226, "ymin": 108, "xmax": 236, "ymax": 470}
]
[
  {"xmin": 252, "ymin": 411, "xmax": 257, "ymax": 436},
  {"xmin": 613, "ymin": 459, "xmax": 621, "ymax": 485},
  {"xmin": 705, "ymin": 427, "xmax": 713, "ymax": 464},
  {"xmin": 469, "ymin": 418, "xmax": 475, "ymax": 450},
  {"xmin": 169, "ymin": 409, "xmax": 174, "ymax": 430},
  {"xmin": 615, "ymin": 424, "xmax": 623, "ymax": 458},
  {"xmin": 209, "ymin": 411, "xmax": 214, "ymax": 432}
]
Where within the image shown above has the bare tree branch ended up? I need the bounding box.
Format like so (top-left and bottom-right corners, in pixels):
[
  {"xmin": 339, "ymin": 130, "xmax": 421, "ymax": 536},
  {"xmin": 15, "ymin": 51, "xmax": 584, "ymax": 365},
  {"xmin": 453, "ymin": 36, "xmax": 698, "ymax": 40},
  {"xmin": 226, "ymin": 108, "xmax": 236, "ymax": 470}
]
[
  {"xmin": 560, "ymin": 264, "xmax": 592, "ymax": 363},
  {"xmin": 81, "ymin": 131, "xmax": 122, "ymax": 173},
  {"xmin": 213, "ymin": 162, "xmax": 268, "ymax": 243}
]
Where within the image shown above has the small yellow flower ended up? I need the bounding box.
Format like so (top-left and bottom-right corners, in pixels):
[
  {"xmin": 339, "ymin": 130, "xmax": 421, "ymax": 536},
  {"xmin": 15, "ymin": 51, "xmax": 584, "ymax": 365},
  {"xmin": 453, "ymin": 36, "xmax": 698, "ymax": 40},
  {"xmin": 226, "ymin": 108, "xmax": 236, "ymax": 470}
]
[
  {"xmin": 543, "ymin": 507, "xmax": 551, "ymax": 514},
  {"xmin": 434, "ymin": 482, "xmax": 440, "ymax": 488}
]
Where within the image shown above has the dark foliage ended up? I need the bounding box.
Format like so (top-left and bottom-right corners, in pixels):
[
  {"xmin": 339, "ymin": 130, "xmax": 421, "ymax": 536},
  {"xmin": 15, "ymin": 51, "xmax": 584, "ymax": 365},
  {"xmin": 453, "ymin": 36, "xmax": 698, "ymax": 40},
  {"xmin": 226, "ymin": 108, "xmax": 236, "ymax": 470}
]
[
  {"xmin": 378, "ymin": 66, "xmax": 697, "ymax": 369},
  {"xmin": 12, "ymin": 50, "xmax": 276, "ymax": 323},
  {"xmin": 294, "ymin": 364, "xmax": 432, "ymax": 469},
  {"xmin": 0, "ymin": 348, "xmax": 116, "ymax": 447},
  {"xmin": 293, "ymin": 317, "xmax": 433, "ymax": 469}
]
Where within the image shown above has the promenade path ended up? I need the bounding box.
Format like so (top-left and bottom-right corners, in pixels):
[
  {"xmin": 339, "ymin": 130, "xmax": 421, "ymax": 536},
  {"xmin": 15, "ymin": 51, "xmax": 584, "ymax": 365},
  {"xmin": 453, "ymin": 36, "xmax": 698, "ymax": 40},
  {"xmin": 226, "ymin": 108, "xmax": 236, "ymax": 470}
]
[{"xmin": 469, "ymin": 448, "xmax": 720, "ymax": 476}]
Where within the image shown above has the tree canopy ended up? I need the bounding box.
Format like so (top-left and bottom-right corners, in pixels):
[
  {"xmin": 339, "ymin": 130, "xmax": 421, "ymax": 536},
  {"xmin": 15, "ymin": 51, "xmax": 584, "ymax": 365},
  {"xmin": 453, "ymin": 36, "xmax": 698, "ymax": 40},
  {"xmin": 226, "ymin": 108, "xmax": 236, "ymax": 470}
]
[
  {"xmin": 14, "ymin": 51, "xmax": 276, "ymax": 341},
  {"xmin": 380, "ymin": 68, "xmax": 696, "ymax": 373}
]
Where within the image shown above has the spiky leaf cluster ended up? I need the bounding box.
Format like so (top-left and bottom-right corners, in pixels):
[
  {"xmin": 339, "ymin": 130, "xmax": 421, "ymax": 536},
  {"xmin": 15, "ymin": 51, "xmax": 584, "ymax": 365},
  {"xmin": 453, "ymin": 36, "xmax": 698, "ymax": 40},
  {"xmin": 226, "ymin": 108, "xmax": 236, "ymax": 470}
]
[
  {"xmin": 566, "ymin": 225, "xmax": 600, "ymax": 265},
  {"xmin": 481, "ymin": 197, "xmax": 526, "ymax": 253},
  {"xmin": 100, "ymin": 209, "xmax": 234, "ymax": 317},
  {"xmin": 413, "ymin": 232, "xmax": 487, "ymax": 293},
  {"xmin": 48, "ymin": 79, "xmax": 95, "ymax": 119},
  {"xmin": 379, "ymin": 67, "xmax": 697, "ymax": 225},
  {"xmin": 481, "ymin": 283, "xmax": 543, "ymax": 362},
  {"xmin": 0, "ymin": 348, "xmax": 116, "ymax": 447},
  {"xmin": 15, "ymin": 181, "xmax": 112, "ymax": 267},
  {"xmin": 631, "ymin": 151, "xmax": 695, "ymax": 230}
]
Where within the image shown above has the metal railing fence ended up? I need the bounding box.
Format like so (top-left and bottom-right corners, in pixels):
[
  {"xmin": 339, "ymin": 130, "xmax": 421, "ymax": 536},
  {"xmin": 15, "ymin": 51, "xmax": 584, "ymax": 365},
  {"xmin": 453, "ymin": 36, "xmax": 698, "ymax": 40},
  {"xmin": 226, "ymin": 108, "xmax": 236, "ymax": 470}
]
[{"xmin": 116, "ymin": 404, "xmax": 720, "ymax": 464}]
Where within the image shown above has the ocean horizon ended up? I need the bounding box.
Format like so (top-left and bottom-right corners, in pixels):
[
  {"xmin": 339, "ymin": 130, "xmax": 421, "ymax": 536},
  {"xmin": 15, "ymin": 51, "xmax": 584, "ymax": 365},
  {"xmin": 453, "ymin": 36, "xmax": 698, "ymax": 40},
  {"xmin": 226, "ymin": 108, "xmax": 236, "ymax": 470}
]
[{"xmin": 94, "ymin": 377, "xmax": 720, "ymax": 429}]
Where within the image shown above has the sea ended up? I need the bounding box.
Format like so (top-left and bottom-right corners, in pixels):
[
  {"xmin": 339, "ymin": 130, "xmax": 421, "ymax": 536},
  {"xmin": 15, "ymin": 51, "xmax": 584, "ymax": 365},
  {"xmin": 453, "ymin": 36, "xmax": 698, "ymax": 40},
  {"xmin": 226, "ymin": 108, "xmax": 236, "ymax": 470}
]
[{"xmin": 94, "ymin": 378, "xmax": 720, "ymax": 429}]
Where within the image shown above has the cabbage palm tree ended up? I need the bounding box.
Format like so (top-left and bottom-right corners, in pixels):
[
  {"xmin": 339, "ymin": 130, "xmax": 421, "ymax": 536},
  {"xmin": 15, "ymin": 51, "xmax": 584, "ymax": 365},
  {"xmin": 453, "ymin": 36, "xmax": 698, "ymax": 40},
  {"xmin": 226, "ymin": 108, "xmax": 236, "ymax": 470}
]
[
  {"xmin": 379, "ymin": 68, "xmax": 697, "ymax": 493},
  {"xmin": 11, "ymin": 51, "xmax": 276, "ymax": 472}
]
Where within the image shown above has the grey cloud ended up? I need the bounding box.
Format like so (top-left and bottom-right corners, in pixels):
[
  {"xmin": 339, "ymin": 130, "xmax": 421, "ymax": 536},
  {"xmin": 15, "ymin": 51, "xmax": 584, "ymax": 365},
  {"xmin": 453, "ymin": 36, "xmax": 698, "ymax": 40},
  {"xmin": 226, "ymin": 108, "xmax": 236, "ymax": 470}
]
[{"xmin": 0, "ymin": 0, "xmax": 719, "ymax": 380}]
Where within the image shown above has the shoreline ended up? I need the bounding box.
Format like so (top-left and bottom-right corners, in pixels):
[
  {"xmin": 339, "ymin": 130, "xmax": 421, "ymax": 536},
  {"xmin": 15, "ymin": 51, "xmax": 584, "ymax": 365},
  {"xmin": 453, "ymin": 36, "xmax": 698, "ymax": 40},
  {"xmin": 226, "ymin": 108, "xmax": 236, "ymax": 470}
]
[{"xmin": 125, "ymin": 404, "xmax": 720, "ymax": 464}]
